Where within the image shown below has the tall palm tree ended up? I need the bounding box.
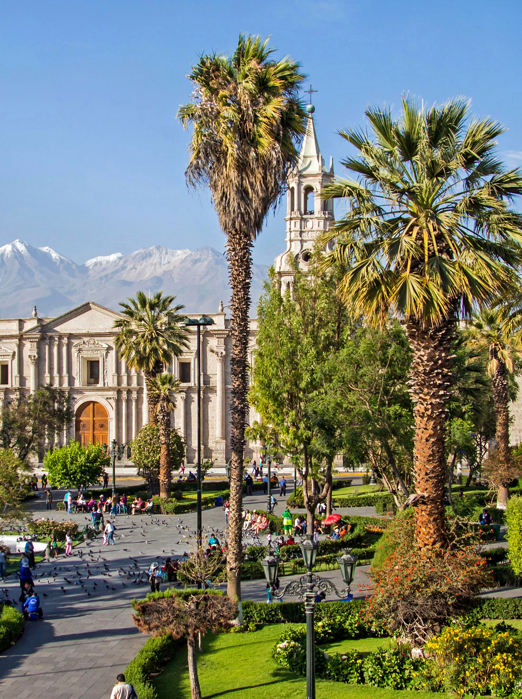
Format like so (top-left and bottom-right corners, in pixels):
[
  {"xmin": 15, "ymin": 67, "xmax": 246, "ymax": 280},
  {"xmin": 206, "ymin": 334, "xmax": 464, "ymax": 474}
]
[
  {"xmin": 149, "ymin": 373, "xmax": 181, "ymax": 499},
  {"xmin": 321, "ymin": 97, "xmax": 522, "ymax": 548},
  {"xmin": 178, "ymin": 35, "xmax": 306, "ymax": 602},
  {"xmin": 113, "ymin": 291, "xmax": 188, "ymax": 426},
  {"xmin": 463, "ymin": 309, "xmax": 522, "ymax": 507}
]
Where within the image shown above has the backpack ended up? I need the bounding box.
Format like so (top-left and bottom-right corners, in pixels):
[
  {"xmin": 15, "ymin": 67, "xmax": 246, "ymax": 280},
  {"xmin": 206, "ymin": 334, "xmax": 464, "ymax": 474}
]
[{"xmin": 128, "ymin": 685, "xmax": 138, "ymax": 699}]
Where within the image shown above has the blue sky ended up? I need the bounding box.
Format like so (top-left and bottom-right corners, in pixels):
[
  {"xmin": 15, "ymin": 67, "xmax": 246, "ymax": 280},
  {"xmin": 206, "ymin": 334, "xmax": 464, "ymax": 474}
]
[{"xmin": 0, "ymin": 0, "xmax": 521, "ymax": 266}]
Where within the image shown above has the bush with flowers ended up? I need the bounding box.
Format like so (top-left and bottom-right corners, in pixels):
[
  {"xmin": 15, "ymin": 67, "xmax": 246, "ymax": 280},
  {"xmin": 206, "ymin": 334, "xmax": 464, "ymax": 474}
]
[
  {"xmin": 368, "ymin": 511, "xmax": 492, "ymax": 646},
  {"xmin": 421, "ymin": 624, "xmax": 522, "ymax": 697}
]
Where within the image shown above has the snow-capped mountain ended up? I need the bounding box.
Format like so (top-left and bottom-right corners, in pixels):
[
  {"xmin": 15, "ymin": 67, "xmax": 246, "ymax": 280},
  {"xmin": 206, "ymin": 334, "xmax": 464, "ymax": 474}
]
[{"xmin": 0, "ymin": 240, "xmax": 268, "ymax": 318}]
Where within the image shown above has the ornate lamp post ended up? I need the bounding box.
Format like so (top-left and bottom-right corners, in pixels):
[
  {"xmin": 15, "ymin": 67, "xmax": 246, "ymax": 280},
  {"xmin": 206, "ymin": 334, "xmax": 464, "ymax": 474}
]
[
  {"xmin": 261, "ymin": 444, "xmax": 273, "ymax": 513},
  {"xmin": 262, "ymin": 538, "xmax": 357, "ymax": 699},
  {"xmin": 184, "ymin": 315, "xmax": 215, "ymax": 548}
]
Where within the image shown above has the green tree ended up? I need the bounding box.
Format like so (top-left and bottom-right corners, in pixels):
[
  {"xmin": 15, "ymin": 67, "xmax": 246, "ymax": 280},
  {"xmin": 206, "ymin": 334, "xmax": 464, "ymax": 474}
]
[
  {"xmin": 179, "ymin": 34, "xmax": 306, "ymax": 602},
  {"xmin": 506, "ymin": 495, "xmax": 522, "ymax": 576},
  {"xmin": 0, "ymin": 386, "xmax": 72, "ymax": 461},
  {"xmin": 322, "ymin": 97, "xmax": 522, "ymax": 548},
  {"xmin": 250, "ymin": 265, "xmax": 350, "ymax": 530},
  {"xmin": 149, "ymin": 373, "xmax": 181, "ymax": 499},
  {"xmin": 44, "ymin": 441, "xmax": 109, "ymax": 488},
  {"xmin": 113, "ymin": 291, "xmax": 188, "ymax": 426},
  {"xmin": 130, "ymin": 424, "xmax": 185, "ymax": 495},
  {"xmin": 463, "ymin": 308, "xmax": 522, "ymax": 507},
  {"xmin": 0, "ymin": 449, "xmax": 30, "ymax": 523},
  {"xmin": 133, "ymin": 591, "xmax": 237, "ymax": 699}
]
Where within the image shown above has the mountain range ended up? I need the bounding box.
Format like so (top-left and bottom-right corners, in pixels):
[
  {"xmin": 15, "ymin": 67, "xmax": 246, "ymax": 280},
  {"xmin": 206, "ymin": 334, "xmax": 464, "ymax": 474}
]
[{"xmin": 0, "ymin": 240, "xmax": 269, "ymax": 319}]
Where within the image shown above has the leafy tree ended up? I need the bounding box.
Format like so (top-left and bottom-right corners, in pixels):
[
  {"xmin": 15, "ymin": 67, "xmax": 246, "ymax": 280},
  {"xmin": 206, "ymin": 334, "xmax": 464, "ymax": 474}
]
[
  {"xmin": 149, "ymin": 373, "xmax": 181, "ymax": 499},
  {"xmin": 0, "ymin": 449, "xmax": 30, "ymax": 523},
  {"xmin": 113, "ymin": 291, "xmax": 188, "ymax": 426},
  {"xmin": 130, "ymin": 424, "xmax": 185, "ymax": 495},
  {"xmin": 250, "ymin": 265, "xmax": 350, "ymax": 530},
  {"xmin": 133, "ymin": 590, "xmax": 237, "ymax": 699},
  {"xmin": 176, "ymin": 548, "xmax": 226, "ymax": 589},
  {"xmin": 179, "ymin": 34, "xmax": 306, "ymax": 602},
  {"xmin": 463, "ymin": 309, "xmax": 522, "ymax": 507},
  {"xmin": 44, "ymin": 441, "xmax": 109, "ymax": 488},
  {"xmin": 322, "ymin": 97, "xmax": 522, "ymax": 548},
  {"xmin": 0, "ymin": 385, "xmax": 72, "ymax": 461}
]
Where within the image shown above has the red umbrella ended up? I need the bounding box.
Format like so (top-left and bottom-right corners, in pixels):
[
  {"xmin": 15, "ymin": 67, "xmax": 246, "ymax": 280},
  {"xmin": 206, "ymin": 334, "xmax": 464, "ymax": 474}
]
[{"xmin": 323, "ymin": 514, "xmax": 342, "ymax": 525}]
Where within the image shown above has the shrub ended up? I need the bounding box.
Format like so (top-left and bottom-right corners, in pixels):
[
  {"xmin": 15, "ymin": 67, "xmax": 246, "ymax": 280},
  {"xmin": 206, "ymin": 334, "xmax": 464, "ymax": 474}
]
[
  {"xmin": 0, "ymin": 604, "xmax": 24, "ymax": 652},
  {"xmin": 372, "ymin": 508, "xmax": 413, "ymax": 569},
  {"xmin": 423, "ymin": 624, "xmax": 522, "ymax": 697},
  {"xmin": 507, "ymin": 496, "xmax": 522, "ymax": 575},
  {"xmin": 368, "ymin": 514, "xmax": 492, "ymax": 645},
  {"xmin": 124, "ymin": 633, "xmax": 180, "ymax": 699},
  {"xmin": 130, "ymin": 424, "xmax": 185, "ymax": 488},
  {"xmin": 26, "ymin": 519, "xmax": 79, "ymax": 541},
  {"xmin": 471, "ymin": 597, "xmax": 522, "ymax": 619},
  {"xmin": 44, "ymin": 442, "xmax": 108, "ymax": 488},
  {"xmin": 363, "ymin": 644, "xmax": 423, "ymax": 690}
]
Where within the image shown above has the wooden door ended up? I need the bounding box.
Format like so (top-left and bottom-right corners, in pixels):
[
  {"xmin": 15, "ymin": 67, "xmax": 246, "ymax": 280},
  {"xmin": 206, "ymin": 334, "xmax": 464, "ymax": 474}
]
[{"xmin": 75, "ymin": 401, "xmax": 108, "ymax": 447}]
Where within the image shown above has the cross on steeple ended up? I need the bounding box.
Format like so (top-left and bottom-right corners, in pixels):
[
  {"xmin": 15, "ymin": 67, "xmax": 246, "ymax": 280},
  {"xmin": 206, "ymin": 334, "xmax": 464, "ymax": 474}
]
[{"xmin": 305, "ymin": 84, "xmax": 318, "ymax": 105}]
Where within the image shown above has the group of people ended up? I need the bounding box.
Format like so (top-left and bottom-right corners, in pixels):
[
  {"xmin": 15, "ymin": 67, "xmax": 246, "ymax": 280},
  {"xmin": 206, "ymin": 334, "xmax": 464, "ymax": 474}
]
[
  {"xmin": 147, "ymin": 557, "xmax": 180, "ymax": 592},
  {"xmin": 242, "ymin": 510, "xmax": 269, "ymax": 534},
  {"xmin": 18, "ymin": 554, "xmax": 43, "ymax": 621}
]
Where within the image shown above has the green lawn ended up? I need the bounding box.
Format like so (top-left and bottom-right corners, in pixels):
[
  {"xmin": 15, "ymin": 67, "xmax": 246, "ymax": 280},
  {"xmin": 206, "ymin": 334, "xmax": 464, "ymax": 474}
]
[
  {"xmin": 484, "ymin": 619, "xmax": 522, "ymax": 631},
  {"xmin": 333, "ymin": 485, "xmax": 380, "ymax": 498},
  {"xmin": 321, "ymin": 636, "xmax": 388, "ymax": 654},
  {"xmin": 154, "ymin": 625, "xmax": 444, "ymax": 699}
]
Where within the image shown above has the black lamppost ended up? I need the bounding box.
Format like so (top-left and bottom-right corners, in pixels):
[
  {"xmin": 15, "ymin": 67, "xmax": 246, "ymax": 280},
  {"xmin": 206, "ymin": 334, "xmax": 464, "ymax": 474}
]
[
  {"xmin": 262, "ymin": 539, "xmax": 357, "ymax": 699},
  {"xmin": 185, "ymin": 315, "xmax": 215, "ymax": 548},
  {"xmin": 261, "ymin": 444, "xmax": 273, "ymax": 513}
]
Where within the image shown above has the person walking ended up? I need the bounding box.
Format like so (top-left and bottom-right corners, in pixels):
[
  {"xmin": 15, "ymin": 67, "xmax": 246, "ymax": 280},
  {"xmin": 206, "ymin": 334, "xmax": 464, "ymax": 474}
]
[
  {"xmin": 148, "ymin": 563, "xmax": 162, "ymax": 593},
  {"xmin": 279, "ymin": 477, "xmax": 287, "ymax": 497},
  {"xmin": 245, "ymin": 473, "xmax": 253, "ymax": 496},
  {"xmin": 262, "ymin": 474, "xmax": 268, "ymax": 495},
  {"xmin": 104, "ymin": 519, "xmax": 115, "ymax": 545},
  {"xmin": 24, "ymin": 540, "xmax": 35, "ymax": 568},
  {"xmin": 19, "ymin": 558, "xmax": 33, "ymax": 600},
  {"xmin": 41, "ymin": 473, "xmax": 47, "ymax": 488},
  {"xmin": 0, "ymin": 548, "xmax": 6, "ymax": 581},
  {"xmin": 103, "ymin": 472, "xmax": 109, "ymax": 489},
  {"xmin": 110, "ymin": 674, "xmax": 138, "ymax": 699},
  {"xmin": 64, "ymin": 531, "xmax": 73, "ymax": 556},
  {"xmin": 45, "ymin": 488, "xmax": 53, "ymax": 510}
]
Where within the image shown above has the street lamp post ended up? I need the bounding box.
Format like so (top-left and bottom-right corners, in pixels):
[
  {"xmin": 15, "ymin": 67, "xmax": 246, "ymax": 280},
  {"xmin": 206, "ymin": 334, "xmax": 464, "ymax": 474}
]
[
  {"xmin": 185, "ymin": 315, "xmax": 215, "ymax": 549},
  {"xmin": 261, "ymin": 538, "xmax": 357, "ymax": 699},
  {"xmin": 261, "ymin": 444, "xmax": 272, "ymax": 513}
]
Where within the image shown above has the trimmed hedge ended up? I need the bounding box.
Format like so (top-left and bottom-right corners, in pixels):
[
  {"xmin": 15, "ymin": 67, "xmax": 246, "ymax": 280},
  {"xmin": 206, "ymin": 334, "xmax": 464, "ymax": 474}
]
[
  {"xmin": 124, "ymin": 634, "xmax": 180, "ymax": 699},
  {"xmin": 26, "ymin": 519, "xmax": 79, "ymax": 541},
  {"xmin": 0, "ymin": 604, "xmax": 24, "ymax": 653}
]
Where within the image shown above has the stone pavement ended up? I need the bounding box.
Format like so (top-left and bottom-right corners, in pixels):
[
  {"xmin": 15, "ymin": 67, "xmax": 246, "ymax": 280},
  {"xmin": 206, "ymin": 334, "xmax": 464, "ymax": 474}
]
[{"xmin": 0, "ymin": 492, "xmax": 374, "ymax": 699}]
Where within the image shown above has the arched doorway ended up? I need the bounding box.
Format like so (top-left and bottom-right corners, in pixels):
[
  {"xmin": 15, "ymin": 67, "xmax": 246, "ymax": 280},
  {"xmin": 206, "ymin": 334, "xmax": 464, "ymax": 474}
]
[{"xmin": 75, "ymin": 401, "xmax": 109, "ymax": 447}]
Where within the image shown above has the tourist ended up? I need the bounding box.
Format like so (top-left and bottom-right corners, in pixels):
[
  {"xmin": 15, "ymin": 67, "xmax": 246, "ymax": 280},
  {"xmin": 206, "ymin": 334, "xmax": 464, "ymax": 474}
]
[
  {"xmin": 187, "ymin": 471, "xmax": 196, "ymax": 481},
  {"xmin": 224, "ymin": 500, "xmax": 229, "ymax": 524},
  {"xmin": 480, "ymin": 509, "xmax": 493, "ymax": 525},
  {"xmin": 32, "ymin": 474, "xmax": 39, "ymax": 491},
  {"xmin": 77, "ymin": 493, "xmax": 86, "ymax": 512},
  {"xmin": 19, "ymin": 558, "xmax": 33, "ymax": 598},
  {"xmin": 87, "ymin": 495, "xmax": 96, "ymax": 512},
  {"xmin": 294, "ymin": 516, "xmax": 306, "ymax": 536},
  {"xmin": 148, "ymin": 562, "xmax": 162, "ymax": 593},
  {"xmin": 111, "ymin": 493, "xmax": 119, "ymax": 516},
  {"xmin": 282, "ymin": 508, "xmax": 293, "ymax": 535},
  {"xmin": 102, "ymin": 472, "xmax": 109, "ymax": 489},
  {"xmin": 50, "ymin": 534, "xmax": 58, "ymax": 559},
  {"xmin": 270, "ymin": 494, "xmax": 277, "ymax": 511},
  {"xmin": 251, "ymin": 459, "xmax": 257, "ymax": 476},
  {"xmin": 208, "ymin": 534, "xmax": 219, "ymax": 548},
  {"xmin": 64, "ymin": 490, "xmax": 71, "ymax": 513},
  {"xmin": 331, "ymin": 525, "xmax": 341, "ymax": 541},
  {"xmin": 110, "ymin": 674, "xmax": 138, "ymax": 699},
  {"xmin": 23, "ymin": 591, "xmax": 43, "ymax": 620},
  {"xmin": 41, "ymin": 473, "xmax": 47, "ymax": 488},
  {"xmin": 179, "ymin": 463, "xmax": 185, "ymax": 477},
  {"xmin": 0, "ymin": 548, "xmax": 6, "ymax": 580},
  {"xmin": 243, "ymin": 510, "xmax": 252, "ymax": 531},
  {"xmin": 131, "ymin": 497, "xmax": 144, "ymax": 515},
  {"xmin": 64, "ymin": 531, "xmax": 73, "ymax": 556},
  {"xmin": 266, "ymin": 583, "xmax": 273, "ymax": 604},
  {"xmin": 245, "ymin": 473, "xmax": 253, "ymax": 496},
  {"xmin": 104, "ymin": 519, "xmax": 115, "ymax": 545},
  {"xmin": 25, "ymin": 539, "xmax": 35, "ymax": 568},
  {"xmin": 279, "ymin": 476, "xmax": 287, "ymax": 497},
  {"xmin": 262, "ymin": 474, "xmax": 268, "ymax": 495},
  {"xmin": 45, "ymin": 488, "xmax": 53, "ymax": 510}
]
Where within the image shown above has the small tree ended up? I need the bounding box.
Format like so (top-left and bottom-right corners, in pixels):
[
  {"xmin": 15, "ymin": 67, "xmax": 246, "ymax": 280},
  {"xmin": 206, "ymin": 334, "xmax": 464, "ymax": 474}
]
[
  {"xmin": 0, "ymin": 386, "xmax": 72, "ymax": 461},
  {"xmin": 176, "ymin": 548, "xmax": 226, "ymax": 589},
  {"xmin": 0, "ymin": 449, "xmax": 30, "ymax": 523},
  {"xmin": 482, "ymin": 450, "xmax": 521, "ymax": 509},
  {"xmin": 133, "ymin": 590, "xmax": 237, "ymax": 699},
  {"xmin": 44, "ymin": 442, "xmax": 109, "ymax": 488},
  {"xmin": 130, "ymin": 424, "xmax": 185, "ymax": 495}
]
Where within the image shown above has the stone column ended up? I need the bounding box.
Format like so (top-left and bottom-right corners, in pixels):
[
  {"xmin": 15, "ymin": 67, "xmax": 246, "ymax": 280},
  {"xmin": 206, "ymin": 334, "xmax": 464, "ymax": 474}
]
[
  {"xmin": 132, "ymin": 393, "xmax": 139, "ymax": 440},
  {"xmin": 54, "ymin": 337, "xmax": 60, "ymax": 386},
  {"xmin": 64, "ymin": 336, "xmax": 70, "ymax": 387},
  {"xmin": 44, "ymin": 338, "xmax": 51, "ymax": 384},
  {"xmin": 29, "ymin": 355, "xmax": 38, "ymax": 394},
  {"xmin": 177, "ymin": 392, "xmax": 186, "ymax": 439},
  {"xmin": 215, "ymin": 350, "xmax": 226, "ymax": 441},
  {"xmin": 112, "ymin": 346, "xmax": 118, "ymax": 386},
  {"xmin": 14, "ymin": 340, "xmax": 20, "ymax": 388},
  {"xmin": 122, "ymin": 390, "xmax": 128, "ymax": 443}
]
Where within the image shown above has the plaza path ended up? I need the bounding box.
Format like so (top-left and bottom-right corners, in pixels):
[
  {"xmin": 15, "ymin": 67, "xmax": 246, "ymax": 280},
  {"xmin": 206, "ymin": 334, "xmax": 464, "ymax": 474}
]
[{"xmin": 0, "ymin": 492, "xmax": 374, "ymax": 699}]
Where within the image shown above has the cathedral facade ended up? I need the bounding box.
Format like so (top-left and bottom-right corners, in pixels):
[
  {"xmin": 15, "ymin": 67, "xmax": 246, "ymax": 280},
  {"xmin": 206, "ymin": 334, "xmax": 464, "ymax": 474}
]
[{"xmin": 0, "ymin": 109, "xmax": 331, "ymax": 464}]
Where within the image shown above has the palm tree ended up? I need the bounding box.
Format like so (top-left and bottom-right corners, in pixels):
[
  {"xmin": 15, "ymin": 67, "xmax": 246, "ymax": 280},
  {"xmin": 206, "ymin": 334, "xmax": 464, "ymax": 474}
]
[
  {"xmin": 178, "ymin": 35, "xmax": 306, "ymax": 601},
  {"xmin": 149, "ymin": 373, "xmax": 181, "ymax": 499},
  {"xmin": 463, "ymin": 309, "xmax": 522, "ymax": 507},
  {"xmin": 114, "ymin": 291, "xmax": 188, "ymax": 426},
  {"xmin": 321, "ymin": 97, "xmax": 522, "ymax": 548}
]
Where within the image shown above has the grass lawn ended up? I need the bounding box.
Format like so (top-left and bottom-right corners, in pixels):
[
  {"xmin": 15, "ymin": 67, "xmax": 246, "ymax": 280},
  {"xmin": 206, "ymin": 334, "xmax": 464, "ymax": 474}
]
[
  {"xmin": 154, "ymin": 625, "xmax": 444, "ymax": 699},
  {"xmin": 321, "ymin": 636, "xmax": 388, "ymax": 654},
  {"xmin": 484, "ymin": 619, "xmax": 522, "ymax": 631},
  {"xmin": 332, "ymin": 485, "xmax": 380, "ymax": 498}
]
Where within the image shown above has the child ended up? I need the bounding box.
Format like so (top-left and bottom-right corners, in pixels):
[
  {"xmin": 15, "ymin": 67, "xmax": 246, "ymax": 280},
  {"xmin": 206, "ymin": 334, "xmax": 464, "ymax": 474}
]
[
  {"xmin": 50, "ymin": 535, "xmax": 58, "ymax": 559},
  {"xmin": 64, "ymin": 531, "xmax": 73, "ymax": 556}
]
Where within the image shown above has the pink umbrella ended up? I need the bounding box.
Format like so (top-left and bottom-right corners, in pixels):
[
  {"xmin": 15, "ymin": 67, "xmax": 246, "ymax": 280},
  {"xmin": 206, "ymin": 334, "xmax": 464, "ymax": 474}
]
[{"xmin": 323, "ymin": 514, "xmax": 342, "ymax": 526}]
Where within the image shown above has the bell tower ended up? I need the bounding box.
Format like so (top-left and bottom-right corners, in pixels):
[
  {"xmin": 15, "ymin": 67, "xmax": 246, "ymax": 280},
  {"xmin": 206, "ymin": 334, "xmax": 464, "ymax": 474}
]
[{"xmin": 274, "ymin": 102, "xmax": 334, "ymax": 292}]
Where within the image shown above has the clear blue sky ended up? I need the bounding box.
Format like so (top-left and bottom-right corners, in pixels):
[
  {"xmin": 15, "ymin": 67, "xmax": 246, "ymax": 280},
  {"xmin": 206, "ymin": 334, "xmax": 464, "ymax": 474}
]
[{"xmin": 0, "ymin": 0, "xmax": 521, "ymax": 266}]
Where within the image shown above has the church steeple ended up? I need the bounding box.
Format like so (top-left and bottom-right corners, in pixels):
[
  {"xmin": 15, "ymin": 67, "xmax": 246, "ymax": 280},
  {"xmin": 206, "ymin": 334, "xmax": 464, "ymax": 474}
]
[{"xmin": 274, "ymin": 103, "xmax": 334, "ymax": 291}]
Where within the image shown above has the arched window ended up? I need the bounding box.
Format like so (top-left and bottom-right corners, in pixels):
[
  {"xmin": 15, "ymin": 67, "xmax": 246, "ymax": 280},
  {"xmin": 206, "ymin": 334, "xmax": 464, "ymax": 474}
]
[
  {"xmin": 304, "ymin": 186, "xmax": 314, "ymax": 215},
  {"xmin": 290, "ymin": 187, "xmax": 295, "ymax": 212}
]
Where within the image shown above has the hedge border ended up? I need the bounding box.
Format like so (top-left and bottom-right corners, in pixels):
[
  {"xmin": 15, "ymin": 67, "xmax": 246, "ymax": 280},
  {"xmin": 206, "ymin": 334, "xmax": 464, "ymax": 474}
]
[{"xmin": 0, "ymin": 604, "xmax": 25, "ymax": 654}]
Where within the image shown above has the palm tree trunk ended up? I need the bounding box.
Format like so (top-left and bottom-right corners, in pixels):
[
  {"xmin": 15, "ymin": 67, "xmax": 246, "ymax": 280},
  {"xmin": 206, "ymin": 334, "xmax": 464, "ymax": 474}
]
[
  {"xmin": 187, "ymin": 635, "xmax": 202, "ymax": 699},
  {"xmin": 492, "ymin": 361, "xmax": 511, "ymax": 509},
  {"xmin": 225, "ymin": 230, "xmax": 252, "ymax": 604},
  {"xmin": 158, "ymin": 410, "xmax": 172, "ymax": 500},
  {"xmin": 144, "ymin": 370, "xmax": 159, "ymax": 426},
  {"xmin": 405, "ymin": 315, "xmax": 456, "ymax": 549}
]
